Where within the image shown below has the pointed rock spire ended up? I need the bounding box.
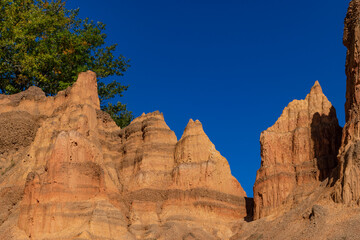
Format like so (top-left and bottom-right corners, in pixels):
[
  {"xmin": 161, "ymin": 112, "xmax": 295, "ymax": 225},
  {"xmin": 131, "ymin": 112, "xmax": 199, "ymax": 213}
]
[
  {"xmin": 67, "ymin": 71, "xmax": 100, "ymax": 109},
  {"xmin": 254, "ymin": 81, "xmax": 341, "ymax": 219},
  {"xmin": 309, "ymin": 80, "xmax": 322, "ymax": 94},
  {"xmin": 176, "ymin": 119, "xmax": 213, "ymax": 164},
  {"xmin": 181, "ymin": 119, "xmax": 206, "ymax": 140},
  {"xmin": 306, "ymin": 80, "xmax": 333, "ymax": 116},
  {"xmin": 174, "ymin": 118, "xmax": 246, "ymax": 197}
]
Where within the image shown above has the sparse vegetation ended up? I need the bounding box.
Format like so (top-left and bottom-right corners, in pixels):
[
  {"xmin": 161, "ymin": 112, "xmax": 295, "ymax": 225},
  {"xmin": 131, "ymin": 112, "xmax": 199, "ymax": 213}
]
[{"xmin": 0, "ymin": 0, "xmax": 133, "ymax": 127}]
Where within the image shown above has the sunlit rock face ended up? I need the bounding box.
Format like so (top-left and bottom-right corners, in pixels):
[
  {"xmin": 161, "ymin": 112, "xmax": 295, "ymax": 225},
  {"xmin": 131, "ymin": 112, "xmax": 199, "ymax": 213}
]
[
  {"xmin": 0, "ymin": 71, "xmax": 248, "ymax": 240},
  {"xmin": 231, "ymin": 2, "xmax": 360, "ymax": 238},
  {"xmin": 253, "ymin": 82, "xmax": 342, "ymax": 220}
]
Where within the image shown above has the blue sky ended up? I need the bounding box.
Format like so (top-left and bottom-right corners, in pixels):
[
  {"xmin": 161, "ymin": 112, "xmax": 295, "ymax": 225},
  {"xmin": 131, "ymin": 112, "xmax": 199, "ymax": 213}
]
[{"xmin": 66, "ymin": 0, "xmax": 350, "ymax": 197}]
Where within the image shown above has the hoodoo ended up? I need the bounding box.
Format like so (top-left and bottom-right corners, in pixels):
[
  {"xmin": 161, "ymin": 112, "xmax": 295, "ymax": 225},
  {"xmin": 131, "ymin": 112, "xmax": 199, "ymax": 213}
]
[
  {"xmin": 0, "ymin": 71, "xmax": 247, "ymax": 239},
  {"xmin": 3, "ymin": 1, "xmax": 360, "ymax": 239},
  {"xmin": 253, "ymin": 81, "xmax": 342, "ymax": 219}
]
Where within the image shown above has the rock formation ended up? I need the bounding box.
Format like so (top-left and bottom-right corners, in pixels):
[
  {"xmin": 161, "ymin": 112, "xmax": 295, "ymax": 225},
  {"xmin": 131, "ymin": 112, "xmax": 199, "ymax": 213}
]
[
  {"xmin": 3, "ymin": 1, "xmax": 360, "ymax": 239},
  {"xmin": 0, "ymin": 71, "xmax": 247, "ymax": 239},
  {"xmin": 241, "ymin": 1, "xmax": 360, "ymax": 238},
  {"xmin": 173, "ymin": 119, "xmax": 246, "ymax": 197},
  {"xmin": 253, "ymin": 81, "xmax": 342, "ymax": 219},
  {"xmin": 334, "ymin": 0, "xmax": 360, "ymax": 205}
]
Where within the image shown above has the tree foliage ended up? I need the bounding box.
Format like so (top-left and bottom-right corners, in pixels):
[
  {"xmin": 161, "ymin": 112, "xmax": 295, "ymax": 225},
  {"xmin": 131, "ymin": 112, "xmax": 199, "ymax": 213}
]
[{"xmin": 0, "ymin": 0, "xmax": 133, "ymax": 127}]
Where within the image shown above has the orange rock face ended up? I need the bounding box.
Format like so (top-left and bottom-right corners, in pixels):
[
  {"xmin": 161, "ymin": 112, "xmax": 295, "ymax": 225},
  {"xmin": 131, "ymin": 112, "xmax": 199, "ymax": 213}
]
[
  {"xmin": 334, "ymin": 0, "xmax": 360, "ymax": 205},
  {"xmin": 253, "ymin": 82, "xmax": 342, "ymax": 219},
  {"xmin": 173, "ymin": 119, "xmax": 246, "ymax": 197},
  {"xmin": 0, "ymin": 71, "xmax": 247, "ymax": 239}
]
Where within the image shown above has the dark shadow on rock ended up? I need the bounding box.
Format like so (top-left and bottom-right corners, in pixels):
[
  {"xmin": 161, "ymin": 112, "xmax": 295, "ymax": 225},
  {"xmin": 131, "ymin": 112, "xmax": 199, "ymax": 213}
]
[
  {"xmin": 311, "ymin": 107, "xmax": 342, "ymax": 184},
  {"xmin": 244, "ymin": 197, "xmax": 254, "ymax": 222}
]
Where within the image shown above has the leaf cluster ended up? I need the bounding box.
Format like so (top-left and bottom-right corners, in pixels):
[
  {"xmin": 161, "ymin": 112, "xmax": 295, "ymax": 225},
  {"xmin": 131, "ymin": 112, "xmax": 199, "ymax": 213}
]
[{"xmin": 0, "ymin": 0, "xmax": 133, "ymax": 127}]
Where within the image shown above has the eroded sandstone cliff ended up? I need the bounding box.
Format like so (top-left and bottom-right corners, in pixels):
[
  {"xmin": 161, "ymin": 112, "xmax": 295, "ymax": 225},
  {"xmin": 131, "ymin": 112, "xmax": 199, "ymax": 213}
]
[
  {"xmin": 334, "ymin": 0, "xmax": 360, "ymax": 205},
  {"xmin": 243, "ymin": 1, "xmax": 360, "ymax": 237},
  {"xmin": 0, "ymin": 71, "xmax": 248, "ymax": 240},
  {"xmin": 3, "ymin": 1, "xmax": 360, "ymax": 239},
  {"xmin": 253, "ymin": 81, "xmax": 342, "ymax": 220}
]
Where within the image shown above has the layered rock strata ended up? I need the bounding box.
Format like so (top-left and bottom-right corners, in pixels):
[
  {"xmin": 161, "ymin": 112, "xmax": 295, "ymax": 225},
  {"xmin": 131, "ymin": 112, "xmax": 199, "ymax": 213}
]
[
  {"xmin": 0, "ymin": 71, "xmax": 247, "ymax": 239},
  {"xmin": 253, "ymin": 82, "xmax": 342, "ymax": 219},
  {"xmin": 334, "ymin": 0, "xmax": 360, "ymax": 205}
]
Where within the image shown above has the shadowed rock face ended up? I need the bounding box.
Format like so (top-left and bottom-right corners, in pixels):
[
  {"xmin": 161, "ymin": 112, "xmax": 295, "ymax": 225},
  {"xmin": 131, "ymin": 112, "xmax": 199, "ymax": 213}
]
[
  {"xmin": 254, "ymin": 82, "xmax": 342, "ymax": 220},
  {"xmin": 0, "ymin": 71, "xmax": 247, "ymax": 239},
  {"xmin": 334, "ymin": 0, "xmax": 360, "ymax": 205}
]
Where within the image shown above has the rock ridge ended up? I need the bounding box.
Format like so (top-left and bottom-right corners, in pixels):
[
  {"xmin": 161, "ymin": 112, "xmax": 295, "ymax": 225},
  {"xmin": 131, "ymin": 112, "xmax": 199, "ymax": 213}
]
[
  {"xmin": 2, "ymin": 1, "xmax": 360, "ymax": 239},
  {"xmin": 0, "ymin": 71, "xmax": 248, "ymax": 240}
]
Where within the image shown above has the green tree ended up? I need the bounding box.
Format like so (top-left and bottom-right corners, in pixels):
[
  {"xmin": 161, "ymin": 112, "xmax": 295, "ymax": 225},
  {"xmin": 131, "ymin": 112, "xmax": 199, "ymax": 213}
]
[{"xmin": 0, "ymin": 0, "xmax": 133, "ymax": 127}]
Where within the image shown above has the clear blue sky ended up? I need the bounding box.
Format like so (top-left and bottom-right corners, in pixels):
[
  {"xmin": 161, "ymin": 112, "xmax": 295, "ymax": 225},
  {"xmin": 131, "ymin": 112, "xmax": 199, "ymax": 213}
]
[{"xmin": 66, "ymin": 0, "xmax": 349, "ymax": 197}]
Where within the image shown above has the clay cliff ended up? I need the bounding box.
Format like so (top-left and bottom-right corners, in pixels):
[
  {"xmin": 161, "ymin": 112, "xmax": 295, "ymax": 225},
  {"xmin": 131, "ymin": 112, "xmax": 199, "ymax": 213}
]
[
  {"xmin": 3, "ymin": 1, "xmax": 360, "ymax": 239},
  {"xmin": 253, "ymin": 81, "xmax": 342, "ymax": 219},
  {"xmin": 334, "ymin": 0, "xmax": 360, "ymax": 205},
  {"xmin": 234, "ymin": 1, "xmax": 360, "ymax": 239},
  {"xmin": 0, "ymin": 71, "xmax": 248, "ymax": 239},
  {"xmin": 230, "ymin": 2, "xmax": 360, "ymax": 239}
]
